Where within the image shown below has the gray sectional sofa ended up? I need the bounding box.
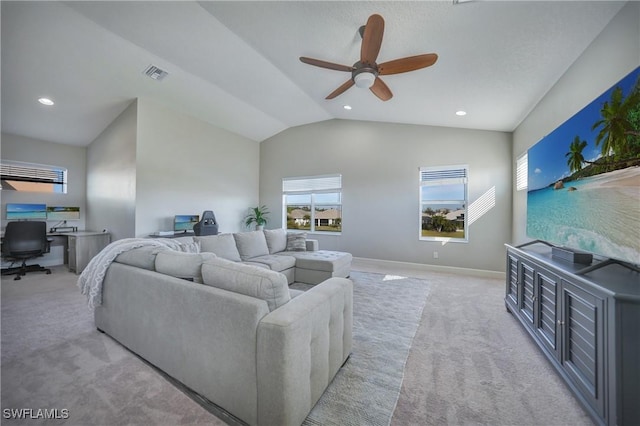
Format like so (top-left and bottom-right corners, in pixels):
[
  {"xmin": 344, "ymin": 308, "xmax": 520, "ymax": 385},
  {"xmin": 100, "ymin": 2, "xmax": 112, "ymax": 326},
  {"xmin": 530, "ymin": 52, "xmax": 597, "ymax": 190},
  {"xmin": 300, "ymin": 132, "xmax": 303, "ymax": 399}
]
[
  {"xmin": 93, "ymin": 230, "xmax": 353, "ymax": 426},
  {"xmin": 195, "ymin": 229, "xmax": 352, "ymax": 285}
]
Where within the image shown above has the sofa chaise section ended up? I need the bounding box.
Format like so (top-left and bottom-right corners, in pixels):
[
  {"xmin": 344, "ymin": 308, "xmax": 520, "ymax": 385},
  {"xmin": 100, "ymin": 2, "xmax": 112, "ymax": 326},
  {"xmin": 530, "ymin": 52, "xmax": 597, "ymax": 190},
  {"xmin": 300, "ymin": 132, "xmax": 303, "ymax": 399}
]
[{"xmin": 95, "ymin": 248, "xmax": 353, "ymax": 426}]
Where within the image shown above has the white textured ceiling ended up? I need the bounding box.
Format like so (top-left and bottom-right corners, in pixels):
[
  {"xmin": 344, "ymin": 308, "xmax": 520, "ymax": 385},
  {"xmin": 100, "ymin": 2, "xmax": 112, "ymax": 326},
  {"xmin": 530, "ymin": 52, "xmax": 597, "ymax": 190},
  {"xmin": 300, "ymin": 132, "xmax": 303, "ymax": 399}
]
[{"xmin": 1, "ymin": 1, "xmax": 627, "ymax": 146}]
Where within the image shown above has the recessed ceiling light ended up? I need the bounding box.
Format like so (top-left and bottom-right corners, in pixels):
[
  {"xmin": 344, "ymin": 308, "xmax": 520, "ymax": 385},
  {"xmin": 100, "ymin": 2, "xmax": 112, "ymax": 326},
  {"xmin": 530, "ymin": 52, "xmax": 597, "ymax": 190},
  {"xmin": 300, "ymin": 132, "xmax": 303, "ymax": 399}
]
[
  {"xmin": 455, "ymin": 110, "xmax": 467, "ymax": 116},
  {"xmin": 343, "ymin": 105, "xmax": 352, "ymax": 110},
  {"xmin": 38, "ymin": 98, "xmax": 54, "ymax": 106}
]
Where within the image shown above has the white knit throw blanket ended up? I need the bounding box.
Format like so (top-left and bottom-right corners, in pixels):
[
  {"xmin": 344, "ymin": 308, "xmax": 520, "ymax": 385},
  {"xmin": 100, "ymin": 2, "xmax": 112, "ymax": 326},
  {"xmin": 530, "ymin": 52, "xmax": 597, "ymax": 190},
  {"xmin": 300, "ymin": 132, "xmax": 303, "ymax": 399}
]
[{"xmin": 77, "ymin": 238, "xmax": 185, "ymax": 309}]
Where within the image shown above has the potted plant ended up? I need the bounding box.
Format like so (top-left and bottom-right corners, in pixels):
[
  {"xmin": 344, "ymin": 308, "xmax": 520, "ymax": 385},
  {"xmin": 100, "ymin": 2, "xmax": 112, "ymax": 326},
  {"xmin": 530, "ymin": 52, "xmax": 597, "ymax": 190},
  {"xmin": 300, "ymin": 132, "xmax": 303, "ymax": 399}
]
[{"xmin": 244, "ymin": 205, "xmax": 269, "ymax": 230}]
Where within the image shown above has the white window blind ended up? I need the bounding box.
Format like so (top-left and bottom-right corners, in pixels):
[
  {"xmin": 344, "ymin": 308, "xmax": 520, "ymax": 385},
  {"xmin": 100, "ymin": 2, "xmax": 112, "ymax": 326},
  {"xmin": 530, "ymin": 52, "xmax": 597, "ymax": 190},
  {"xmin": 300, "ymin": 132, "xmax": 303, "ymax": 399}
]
[
  {"xmin": 516, "ymin": 153, "xmax": 528, "ymax": 191},
  {"xmin": 420, "ymin": 166, "xmax": 468, "ymax": 185},
  {"xmin": 283, "ymin": 175, "xmax": 342, "ymax": 193},
  {"xmin": 1, "ymin": 161, "xmax": 65, "ymax": 184}
]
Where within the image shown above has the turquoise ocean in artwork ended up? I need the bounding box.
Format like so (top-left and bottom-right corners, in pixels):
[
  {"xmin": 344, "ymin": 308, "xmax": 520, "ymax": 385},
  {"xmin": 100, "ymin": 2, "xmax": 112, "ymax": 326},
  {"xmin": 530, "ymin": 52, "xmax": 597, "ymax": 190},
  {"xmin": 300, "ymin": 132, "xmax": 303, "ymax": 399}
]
[{"xmin": 527, "ymin": 170, "xmax": 640, "ymax": 264}]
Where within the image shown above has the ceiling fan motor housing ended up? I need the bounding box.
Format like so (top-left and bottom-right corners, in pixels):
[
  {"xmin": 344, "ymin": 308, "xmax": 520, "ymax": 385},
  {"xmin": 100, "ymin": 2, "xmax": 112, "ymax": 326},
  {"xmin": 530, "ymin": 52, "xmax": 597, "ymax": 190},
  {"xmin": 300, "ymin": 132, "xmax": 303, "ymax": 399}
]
[{"xmin": 352, "ymin": 62, "xmax": 378, "ymax": 88}]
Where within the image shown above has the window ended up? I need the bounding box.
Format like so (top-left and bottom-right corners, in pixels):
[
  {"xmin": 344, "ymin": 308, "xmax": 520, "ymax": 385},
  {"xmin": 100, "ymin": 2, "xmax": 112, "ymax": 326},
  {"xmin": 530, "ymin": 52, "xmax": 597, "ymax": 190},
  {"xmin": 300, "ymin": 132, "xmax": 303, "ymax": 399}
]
[
  {"xmin": 283, "ymin": 174, "xmax": 342, "ymax": 233},
  {"xmin": 420, "ymin": 165, "xmax": 468, "ymax": 241},
  {"xmin": 516, "ymin": 152, "xmax": 528, "ymax": 191},
  {"xmin": 0, "ymin": 160, "xmax": 67, "ymax": 193}
]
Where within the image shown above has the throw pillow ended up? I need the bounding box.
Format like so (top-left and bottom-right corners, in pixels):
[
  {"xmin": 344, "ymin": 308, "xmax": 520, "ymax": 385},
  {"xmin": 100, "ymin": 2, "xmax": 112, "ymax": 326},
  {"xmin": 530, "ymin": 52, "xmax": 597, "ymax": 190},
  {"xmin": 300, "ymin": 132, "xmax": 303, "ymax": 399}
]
[
  {"xmin": 201, "ymin": 257, "xmax": 290, "ymax": 311},
  {"xmin": 155, "ymin": 251, "xmax": 216, "ymax": 283},
  {"xmin": 233, "ymin": 231, "xmax": 270, "ymax": 260},
  {"xmin": 263, "ymin": 228, "xmax": 287, "ymax": 254},
  {"xmin": 286, "ymin": 232, "xmax": 307, "ymax": 251},
  {"xmin": 195, "ymin": 234, "xmax": 242, "ymax": 262}
]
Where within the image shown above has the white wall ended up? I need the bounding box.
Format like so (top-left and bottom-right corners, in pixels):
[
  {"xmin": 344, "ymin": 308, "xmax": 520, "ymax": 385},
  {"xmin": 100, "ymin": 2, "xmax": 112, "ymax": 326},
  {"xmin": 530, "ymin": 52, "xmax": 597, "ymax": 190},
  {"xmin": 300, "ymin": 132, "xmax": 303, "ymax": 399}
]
[
  {"xmin": 260, "ymin": 119, "xmax": 512, "ymax": 272},
  {"xmin": 1, "ymin": 132, "xmax": 87, "ymax": 232},
  {"xmin": 134, "ymin": 98, "xmax": 259, "ymax": 237},
  {"xmin": 512, "ymin": 2, "xmax": 640, "ymax": 245},
  {"xmin": 86, "ymin": 101, "xmax": 137, "ymax": 241}
]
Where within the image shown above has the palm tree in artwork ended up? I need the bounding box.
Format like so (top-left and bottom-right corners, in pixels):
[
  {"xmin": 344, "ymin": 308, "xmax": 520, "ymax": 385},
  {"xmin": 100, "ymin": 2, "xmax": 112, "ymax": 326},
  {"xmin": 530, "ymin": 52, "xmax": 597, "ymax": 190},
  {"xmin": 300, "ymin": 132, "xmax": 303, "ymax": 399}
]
[
  {"xmin": 591, "ymin": 82, "xmax": 640, "ymax": 159},
  {"xmin": 565, "ymin": 136, "xmax": 588, "ymax": 173}
]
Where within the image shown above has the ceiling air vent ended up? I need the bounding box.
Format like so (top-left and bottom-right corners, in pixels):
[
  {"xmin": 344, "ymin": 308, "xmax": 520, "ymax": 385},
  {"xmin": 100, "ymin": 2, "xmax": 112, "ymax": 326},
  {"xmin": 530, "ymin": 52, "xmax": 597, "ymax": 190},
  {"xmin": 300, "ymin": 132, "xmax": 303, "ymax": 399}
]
[{"xmin": 143, "ymin": 65, "xmax": 169, "ymax": 81}]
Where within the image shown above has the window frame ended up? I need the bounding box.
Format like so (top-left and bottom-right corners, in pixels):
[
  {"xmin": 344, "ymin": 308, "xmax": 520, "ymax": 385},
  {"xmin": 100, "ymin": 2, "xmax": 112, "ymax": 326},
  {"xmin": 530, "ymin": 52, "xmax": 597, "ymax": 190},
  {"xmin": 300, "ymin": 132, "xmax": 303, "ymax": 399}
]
[
  {"xmin": 283, "ymin": 174, "xmax": 342, "ymax": 235},
  {"xmin": 419, "ymin": 165, "xmax": 468, "ymax": 243},
  {"xmin": 0, "ymin": 160, "xmax": 68, "ymax": 193},
  {"xmin": 516, "ymin": 152, "xmax": 528, "ymax": 191}
]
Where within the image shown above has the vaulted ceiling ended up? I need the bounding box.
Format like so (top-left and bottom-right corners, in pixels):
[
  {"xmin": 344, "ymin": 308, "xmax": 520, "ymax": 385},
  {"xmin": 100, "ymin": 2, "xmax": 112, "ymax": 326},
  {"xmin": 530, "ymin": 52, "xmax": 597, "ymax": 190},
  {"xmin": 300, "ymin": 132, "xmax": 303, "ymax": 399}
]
[{"xmin": 1, "ymin": 1, "xmax": 627, "ymax": 146}]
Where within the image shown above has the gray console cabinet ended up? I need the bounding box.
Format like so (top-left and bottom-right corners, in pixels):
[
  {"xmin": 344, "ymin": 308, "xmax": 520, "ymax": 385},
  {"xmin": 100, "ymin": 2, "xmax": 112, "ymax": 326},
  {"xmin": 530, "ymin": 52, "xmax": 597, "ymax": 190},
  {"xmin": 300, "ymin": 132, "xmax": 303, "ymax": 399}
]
[{"xmin": 505, "ymin": 243, "xmax": 640, "ymax": 426}]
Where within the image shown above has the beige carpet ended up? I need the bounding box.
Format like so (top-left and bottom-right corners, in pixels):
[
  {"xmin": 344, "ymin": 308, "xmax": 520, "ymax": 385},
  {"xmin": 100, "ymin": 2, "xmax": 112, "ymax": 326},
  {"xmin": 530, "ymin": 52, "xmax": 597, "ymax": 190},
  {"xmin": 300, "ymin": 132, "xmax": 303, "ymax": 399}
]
[
  {"xmin": 386, "ymin": 268, "xmax": 594, "ymax": 426},
  {"xmin": 1, "ymin": 263, "xmax": 594, "ymax": 425},
  {"xmin": 1, "ymin": 266, "xmax": 223, "ymax": 426}
]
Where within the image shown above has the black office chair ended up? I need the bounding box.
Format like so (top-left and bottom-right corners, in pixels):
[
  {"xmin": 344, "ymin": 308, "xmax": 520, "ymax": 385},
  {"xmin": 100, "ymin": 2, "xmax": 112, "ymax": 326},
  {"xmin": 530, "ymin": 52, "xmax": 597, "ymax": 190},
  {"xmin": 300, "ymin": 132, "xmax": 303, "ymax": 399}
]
[{"xmin": 1, "ymin": 221, "xmax": 51, "ymax": 280}]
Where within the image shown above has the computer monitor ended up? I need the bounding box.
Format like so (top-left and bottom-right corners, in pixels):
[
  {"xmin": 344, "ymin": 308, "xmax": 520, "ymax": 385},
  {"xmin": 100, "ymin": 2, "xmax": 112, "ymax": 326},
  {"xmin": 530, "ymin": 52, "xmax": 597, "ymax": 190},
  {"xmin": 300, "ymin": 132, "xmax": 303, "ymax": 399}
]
[
  {"xmin": 47, "ymin": 206, "xmax": 80, "ymax": 220},
  {"xmin": 6, "ymin": 203, "xmax": 47, "ymax": 220},
  {"xmin": 174, "ymin": 215, "xmax": 199, "ymax": 232}
]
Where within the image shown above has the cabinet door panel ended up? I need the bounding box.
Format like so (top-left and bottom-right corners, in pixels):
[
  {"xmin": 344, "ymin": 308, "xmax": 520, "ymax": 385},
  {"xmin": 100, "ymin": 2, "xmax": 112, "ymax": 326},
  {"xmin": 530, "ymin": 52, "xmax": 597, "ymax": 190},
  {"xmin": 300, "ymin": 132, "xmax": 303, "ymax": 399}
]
[
  {"xmin": 535, "ymin": 270, "xmax": 558, "ymax": 358},
  {"xmin": 519, "ymin": 262, "xmax": 535, "ymax": 326},
  {"xmin": 506, "ymin": 254, "xmax": 519, "ymax": 310},
  {"xmin": 561, "ymin": 281, "xmax": 605, "ymax": 418}
]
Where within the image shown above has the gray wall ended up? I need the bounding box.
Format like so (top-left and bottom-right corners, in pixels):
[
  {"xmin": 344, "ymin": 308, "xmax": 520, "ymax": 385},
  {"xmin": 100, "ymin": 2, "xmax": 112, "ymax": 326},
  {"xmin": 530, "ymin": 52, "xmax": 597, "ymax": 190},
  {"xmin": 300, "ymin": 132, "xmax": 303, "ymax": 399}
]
[
  {"xmin": 1, "ymin": 132, "xmax": 87, "ymax": 231},
  {"xmin": 512, "ymin": 2, "xmax": 640, "ymax": 245},
  {"xmin": 260, "ymin": 119, "xmax": 512, "ymax": 272},
  {"xmin": 134, "ymin": 98, "xmax": 259, "ymax": 237},
  {"xmin": 86, "ymin": 101, "xmax": 137, "ymax": 241},
  {"xmin": 86, "ymin": 98, "xmax": 260, "ymax": 240}
]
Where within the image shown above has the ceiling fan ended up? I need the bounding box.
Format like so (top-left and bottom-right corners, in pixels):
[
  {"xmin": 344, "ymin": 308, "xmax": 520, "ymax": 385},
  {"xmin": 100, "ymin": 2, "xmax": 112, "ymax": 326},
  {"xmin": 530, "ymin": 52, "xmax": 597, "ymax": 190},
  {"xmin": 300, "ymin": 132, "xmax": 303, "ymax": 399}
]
[{"xmin": 299, "ymin": 14, "xmax": 438, "ymax": 102}]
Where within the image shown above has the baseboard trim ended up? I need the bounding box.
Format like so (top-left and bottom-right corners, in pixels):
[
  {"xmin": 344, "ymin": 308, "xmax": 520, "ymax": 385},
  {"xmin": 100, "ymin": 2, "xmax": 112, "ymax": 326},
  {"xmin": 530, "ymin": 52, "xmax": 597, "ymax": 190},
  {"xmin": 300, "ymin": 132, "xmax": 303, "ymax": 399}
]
[{"xmin": 352, "ymin": 257, "xmax": 505, "ymax": 280}]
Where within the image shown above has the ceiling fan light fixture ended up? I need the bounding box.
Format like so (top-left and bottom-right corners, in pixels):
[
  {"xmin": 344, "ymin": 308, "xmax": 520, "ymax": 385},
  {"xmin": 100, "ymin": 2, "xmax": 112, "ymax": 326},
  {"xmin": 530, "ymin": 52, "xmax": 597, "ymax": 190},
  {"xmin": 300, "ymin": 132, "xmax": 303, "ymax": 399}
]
[{"xmin": 354, "ymin": 71, "xmax": 376, "ymax": 89}]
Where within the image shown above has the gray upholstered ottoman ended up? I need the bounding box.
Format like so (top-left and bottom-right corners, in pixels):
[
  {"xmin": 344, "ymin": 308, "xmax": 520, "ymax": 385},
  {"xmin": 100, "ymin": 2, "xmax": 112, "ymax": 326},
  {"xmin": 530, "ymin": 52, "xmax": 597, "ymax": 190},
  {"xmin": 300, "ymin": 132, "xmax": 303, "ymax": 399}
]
[{"xmin": 281, "ymin": 250, "xmax": 352, "ymax": 285}]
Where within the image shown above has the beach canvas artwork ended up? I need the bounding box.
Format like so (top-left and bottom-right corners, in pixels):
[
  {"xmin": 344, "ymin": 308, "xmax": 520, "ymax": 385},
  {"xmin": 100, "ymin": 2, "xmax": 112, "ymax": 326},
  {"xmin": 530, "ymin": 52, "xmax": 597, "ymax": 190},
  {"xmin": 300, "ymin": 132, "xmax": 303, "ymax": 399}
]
[{"xmin": 527, "ymin": 67, "xmax": 640, "ymax": 265}]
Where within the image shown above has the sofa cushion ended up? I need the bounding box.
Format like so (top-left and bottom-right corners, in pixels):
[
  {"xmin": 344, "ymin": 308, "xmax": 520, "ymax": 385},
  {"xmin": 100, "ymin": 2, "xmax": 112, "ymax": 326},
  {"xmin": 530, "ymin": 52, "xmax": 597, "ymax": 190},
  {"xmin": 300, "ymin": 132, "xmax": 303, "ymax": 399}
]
[
  {"xmin": 244, "ymin": 254, "xmax": 296, "ymax": 272},
  {"xmin": 282, "ymin": 250, "xmax": 353, "ymax": 272},
  {"xmin": 196, "ymin": 234, "xmax": 242, "ymax": 262},
  {"xmin": 263, "ymin": 228, "xmax": 287, "ymax": 254},
  {"xmin": 286, "ymin": 232, "xmax": 307, "ymax": 251},
  {"xmin": 155, "ymin": 251, "xmax": 216, "ymax": 283},
  {"xmin": 201, "ymin": 257, "xmax": 290, "ymax": 311},
  {"xmin": 234, "ymin": 231, "xmax": 270, "ymax": 260},
  {"xmin": 115, "ymin": 246, "xmax": 170, "ymax": 270}
]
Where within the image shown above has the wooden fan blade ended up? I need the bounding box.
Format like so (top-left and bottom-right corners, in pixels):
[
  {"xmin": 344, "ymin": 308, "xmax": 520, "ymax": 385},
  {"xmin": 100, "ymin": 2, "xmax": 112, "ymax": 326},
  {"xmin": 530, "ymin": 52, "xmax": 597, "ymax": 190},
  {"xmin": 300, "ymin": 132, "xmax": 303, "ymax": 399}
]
[
  {"xmin": 370, "ymin": 77, "xmax": 392, "ymax": 101},
  {"xmin": 361, "ymin": 14, "xmax": 384, "ymax": 65},
  {"xmin": 300, "ymin": 57, "xmax": 354, "ymax": 72},
  {"xmin": 378, "ymin": 54, "xmax": 438, "ymax": 75},
  {"xmin": 326, "ymin": 79, "xmax": 355, "ymax": 99}
]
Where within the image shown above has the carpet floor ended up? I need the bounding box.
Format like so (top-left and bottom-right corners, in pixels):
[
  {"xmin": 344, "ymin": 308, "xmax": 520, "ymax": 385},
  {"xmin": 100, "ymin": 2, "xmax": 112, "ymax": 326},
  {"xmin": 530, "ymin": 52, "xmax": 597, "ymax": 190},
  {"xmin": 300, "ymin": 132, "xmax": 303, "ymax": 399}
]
[{"xmin": 1, "ymin": 263, "xmax": 594, "ymax": 425}]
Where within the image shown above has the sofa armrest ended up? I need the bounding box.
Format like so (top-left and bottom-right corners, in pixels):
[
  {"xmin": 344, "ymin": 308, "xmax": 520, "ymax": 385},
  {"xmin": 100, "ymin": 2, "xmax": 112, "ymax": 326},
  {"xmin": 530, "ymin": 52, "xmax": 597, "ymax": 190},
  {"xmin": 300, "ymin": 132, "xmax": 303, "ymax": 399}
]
[
  {"xmin": 256, "ymin": 277, "xmax": 352, "ymax": 426},
  {"xmin": 305, "ymin": 239, "xmax": 319, "ymax": 251}
]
